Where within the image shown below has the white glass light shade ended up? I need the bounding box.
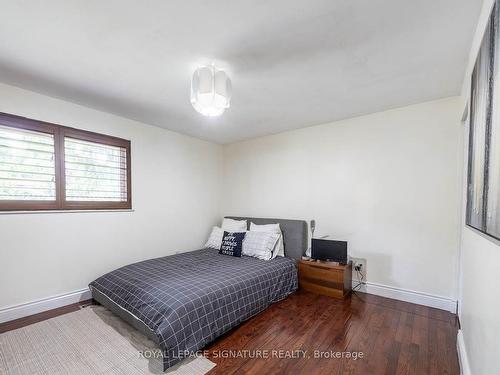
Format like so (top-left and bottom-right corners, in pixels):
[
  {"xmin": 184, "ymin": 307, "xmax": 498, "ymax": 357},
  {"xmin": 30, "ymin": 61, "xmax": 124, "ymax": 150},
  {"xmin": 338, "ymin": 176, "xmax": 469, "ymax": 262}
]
[{"xmin": 191, "ymin": 66, "xmax": 231, "ymax": 116}]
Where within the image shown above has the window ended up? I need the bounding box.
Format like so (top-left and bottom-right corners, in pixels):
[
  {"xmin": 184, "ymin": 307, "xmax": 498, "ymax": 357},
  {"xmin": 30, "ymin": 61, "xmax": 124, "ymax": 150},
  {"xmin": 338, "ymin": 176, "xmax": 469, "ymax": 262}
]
[
  {"xmin": 0, "ymin": 112, "xmax": 131, "ymax": 211},
  {"xmin": 467, "ymin": 2, "xmax": 500, "ymax": 240}
]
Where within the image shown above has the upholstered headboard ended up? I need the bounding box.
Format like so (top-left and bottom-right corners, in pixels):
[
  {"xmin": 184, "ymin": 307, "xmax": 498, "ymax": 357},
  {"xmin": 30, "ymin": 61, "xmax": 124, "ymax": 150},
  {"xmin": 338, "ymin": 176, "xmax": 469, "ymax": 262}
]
[{"xmin": 225, "ymin": 216, "xmax": 308, "ymax": 260}]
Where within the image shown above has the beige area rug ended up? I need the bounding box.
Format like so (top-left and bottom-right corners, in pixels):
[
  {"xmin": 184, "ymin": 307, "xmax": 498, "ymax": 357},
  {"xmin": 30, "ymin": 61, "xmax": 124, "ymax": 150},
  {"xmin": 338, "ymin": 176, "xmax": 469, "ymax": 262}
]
[{"xmin": 0, "ymin": 305, "xmax": 216, "ymax": 375}]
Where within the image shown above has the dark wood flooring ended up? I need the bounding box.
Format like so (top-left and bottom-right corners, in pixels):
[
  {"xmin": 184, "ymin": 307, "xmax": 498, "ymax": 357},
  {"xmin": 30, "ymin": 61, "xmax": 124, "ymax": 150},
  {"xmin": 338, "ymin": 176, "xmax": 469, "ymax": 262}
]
[
  {"xmin": 205, "ymin": 290, "xmax": 459, "ymax": 375},
  {"xmin": 0, "ymin": 292, "xmax": 459, "ymax": 375},
  {"xmin": 0, "ymin": 299, "xmax": 94, "ymax": 334}
]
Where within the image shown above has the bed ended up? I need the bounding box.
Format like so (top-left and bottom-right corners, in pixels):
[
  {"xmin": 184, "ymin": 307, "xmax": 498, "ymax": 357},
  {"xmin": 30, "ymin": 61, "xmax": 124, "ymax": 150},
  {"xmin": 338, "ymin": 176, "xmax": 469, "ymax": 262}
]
[{"xmin": 89, "ymin": 216, "xmax": 307, "ymax": 371}]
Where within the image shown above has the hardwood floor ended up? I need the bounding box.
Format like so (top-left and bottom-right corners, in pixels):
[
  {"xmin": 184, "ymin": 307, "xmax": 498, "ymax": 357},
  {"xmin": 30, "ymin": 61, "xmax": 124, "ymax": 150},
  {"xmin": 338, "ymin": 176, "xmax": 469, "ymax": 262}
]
[
  {"xmin": 0, "ymin": 299, "xmax": 94, "ymax": 334},
  {"xmin": 0, "ymin": 292, "xmax": 459, "ymax": 375},
  {"xmin": 205, "ymin": 290, "xmax": 459, "ymax": 375}
]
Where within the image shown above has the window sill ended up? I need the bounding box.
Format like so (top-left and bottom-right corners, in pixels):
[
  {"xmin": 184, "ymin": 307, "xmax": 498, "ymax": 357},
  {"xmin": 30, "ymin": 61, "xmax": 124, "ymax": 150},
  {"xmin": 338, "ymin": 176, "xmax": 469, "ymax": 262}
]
[{"xmin": 0, "ymin": 209, "xmax": 135, "ymax": 215}]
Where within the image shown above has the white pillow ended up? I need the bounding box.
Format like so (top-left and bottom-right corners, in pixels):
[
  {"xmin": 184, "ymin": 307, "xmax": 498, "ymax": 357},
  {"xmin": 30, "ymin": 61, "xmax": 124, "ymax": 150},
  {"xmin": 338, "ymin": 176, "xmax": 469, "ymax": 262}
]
[
  {"xmin": 242, "ymin": 231, "xmax": 280, "ymax": 260},
  {"xmin": 249, "ymin": 222, "xmax": 284, "ymax": 258},
  {"xmin": 204, "ymin": 226, "xmax": 224, "ymax": 249},
  {"xmin": 222, "ymin": 218, "xmax": 247, "ymax": 232}
]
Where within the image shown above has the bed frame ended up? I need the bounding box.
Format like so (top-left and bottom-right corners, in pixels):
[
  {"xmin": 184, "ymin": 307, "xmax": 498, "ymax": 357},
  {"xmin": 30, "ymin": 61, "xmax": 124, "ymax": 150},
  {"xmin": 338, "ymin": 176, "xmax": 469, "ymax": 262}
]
[{"xmin": 91, "ymin": 216, "xmax": 308, "ymax": 345}]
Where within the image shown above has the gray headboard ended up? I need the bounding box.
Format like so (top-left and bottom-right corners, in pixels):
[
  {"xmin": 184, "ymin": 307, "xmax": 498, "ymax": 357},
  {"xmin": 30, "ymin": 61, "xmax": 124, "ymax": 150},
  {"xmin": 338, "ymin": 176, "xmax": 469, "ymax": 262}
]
[{"xmin": 225, "ymin": 216, "xmax": 308, "ymax": 260}]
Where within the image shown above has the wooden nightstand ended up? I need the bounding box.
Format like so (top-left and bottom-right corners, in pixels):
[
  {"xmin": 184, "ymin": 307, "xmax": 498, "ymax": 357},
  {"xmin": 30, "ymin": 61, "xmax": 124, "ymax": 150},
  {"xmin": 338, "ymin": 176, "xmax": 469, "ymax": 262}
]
[{"xmin": 298, "ymin": 259, "xmax": 352, "ymax": 299}]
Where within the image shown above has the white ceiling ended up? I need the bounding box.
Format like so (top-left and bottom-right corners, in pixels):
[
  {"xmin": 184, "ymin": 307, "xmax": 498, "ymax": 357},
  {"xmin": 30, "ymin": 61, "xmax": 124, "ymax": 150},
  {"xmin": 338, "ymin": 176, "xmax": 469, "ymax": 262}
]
[{"xmin": 0, "ymin": 0, "xmax": 482, "ymax": 144}]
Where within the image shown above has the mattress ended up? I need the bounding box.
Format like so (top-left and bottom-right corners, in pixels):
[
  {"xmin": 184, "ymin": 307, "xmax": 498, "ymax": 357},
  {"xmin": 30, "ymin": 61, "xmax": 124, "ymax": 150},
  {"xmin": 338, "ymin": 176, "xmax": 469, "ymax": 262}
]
[{"xmin": 89, "ymin": 248, "xmax": 298, "ymax": 370}]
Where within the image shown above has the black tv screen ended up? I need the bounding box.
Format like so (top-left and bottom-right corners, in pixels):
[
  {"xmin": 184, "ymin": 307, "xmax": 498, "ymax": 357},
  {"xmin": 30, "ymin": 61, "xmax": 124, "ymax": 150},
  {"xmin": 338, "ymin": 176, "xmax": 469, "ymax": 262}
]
[{"xmin": 311, "ymin": 239, "xmax": 348, "ymax": 264}]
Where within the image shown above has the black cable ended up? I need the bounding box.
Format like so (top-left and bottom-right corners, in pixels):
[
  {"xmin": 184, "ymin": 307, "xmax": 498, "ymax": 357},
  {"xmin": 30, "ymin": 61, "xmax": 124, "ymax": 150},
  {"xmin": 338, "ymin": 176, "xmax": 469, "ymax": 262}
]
[{"xmin": 352, "ymin": 267, "xmax": 366, "ymax": 293}]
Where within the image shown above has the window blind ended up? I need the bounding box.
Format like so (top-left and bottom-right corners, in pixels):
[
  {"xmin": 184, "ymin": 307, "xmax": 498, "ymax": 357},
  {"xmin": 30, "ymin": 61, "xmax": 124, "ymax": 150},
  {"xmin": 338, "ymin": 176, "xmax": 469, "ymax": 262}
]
[
  {"xmin": 0, "ymin": 124, "xmax": 56, "ymax": 200},
  {"xmin": 0, "ymin": 112, "xmax": 131, "ymax": 211},
  {"xmin": 64, "ymin": 137, "xmax": 128, "ymax": 202}
]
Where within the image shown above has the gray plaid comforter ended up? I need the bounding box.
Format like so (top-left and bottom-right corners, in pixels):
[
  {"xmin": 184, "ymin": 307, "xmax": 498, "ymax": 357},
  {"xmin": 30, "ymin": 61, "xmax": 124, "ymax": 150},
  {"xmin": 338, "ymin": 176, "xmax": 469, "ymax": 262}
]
[{"xmin": 89, "ymin": 248, "xmax": 298, "ymax": 370}]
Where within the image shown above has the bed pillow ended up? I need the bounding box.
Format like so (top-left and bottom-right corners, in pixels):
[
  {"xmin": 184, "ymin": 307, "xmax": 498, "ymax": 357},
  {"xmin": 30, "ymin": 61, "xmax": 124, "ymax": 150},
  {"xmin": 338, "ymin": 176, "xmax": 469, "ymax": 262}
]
[
  {"xmin": 221, "ymin": 218, "xmax": 247, "ymax": 231},
  {"xmin": 242, "ymin": 231, "xmax": 280, "ymax": 260},
  {"xmin": 250, "ymin": 222, "xmax": 285, "ymax": 258},
  {"xmin": 219, "ymin": 231, "xmax": 246, "ymax": 257},
  {"xmin": 204, "ymin": 226, "xmax": 224, "ymax": 249}
]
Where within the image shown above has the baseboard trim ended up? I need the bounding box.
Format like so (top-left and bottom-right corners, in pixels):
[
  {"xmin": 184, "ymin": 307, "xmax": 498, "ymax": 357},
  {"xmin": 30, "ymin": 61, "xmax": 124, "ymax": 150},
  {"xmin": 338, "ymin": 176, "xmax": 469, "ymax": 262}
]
[
  {"xmin": 356, "ymin": 281, "xmax": 457, "ymax": 313},
  {"xmin": 0, "ymin": 288, "xmax": 91, "ymax": 323},
  {"xmin": 457, "ymin": 330, "xmax": 471, "ymax": 375}
]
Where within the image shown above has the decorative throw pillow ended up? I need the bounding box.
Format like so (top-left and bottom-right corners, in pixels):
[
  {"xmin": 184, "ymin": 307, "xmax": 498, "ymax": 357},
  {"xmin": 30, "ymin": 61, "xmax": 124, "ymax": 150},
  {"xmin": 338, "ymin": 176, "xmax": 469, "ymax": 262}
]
[
  {"xmin": 221, "ymin": 218, "xmax": 247, "ymax": 232},
  {"xmin": 242, "ymin": 231, "xmax": 280, "ymax": 260},
  {"xmin": 250, "ymin": 222, "xmax": 284, "ymax": 258},
  {"xmin": 219, "ymin": 231, "xmax": 246, "ymax": 257},
  {"xmin": 204, "ymin": 226, "xmax": 224, "ymax": 249}
]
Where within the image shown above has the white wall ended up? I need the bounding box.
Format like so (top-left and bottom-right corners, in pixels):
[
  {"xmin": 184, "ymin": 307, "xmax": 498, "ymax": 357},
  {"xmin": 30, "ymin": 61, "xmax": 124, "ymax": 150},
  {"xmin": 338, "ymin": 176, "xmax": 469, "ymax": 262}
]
[
  {"xmin": 0, "ymin": 83, "xmax": 223, "ymax": 310},
  {"xmin": 223, "ymin": 97, "xmax": 462, "ymax": 300},
  {"xmin": 458, "ymin": 1, "xmax": 500, "ymax": 374},
  {"xmin": 459, "ymin": 227, "xmax": 500, "ymax": 375}
]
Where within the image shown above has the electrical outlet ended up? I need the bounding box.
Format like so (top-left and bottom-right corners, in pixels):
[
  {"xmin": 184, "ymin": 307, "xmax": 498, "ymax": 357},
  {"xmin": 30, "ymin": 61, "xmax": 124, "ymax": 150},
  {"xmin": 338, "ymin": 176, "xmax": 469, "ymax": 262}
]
[{"xmin": 350, "ymin": 257, "xmax": 366, "ymax": 274}]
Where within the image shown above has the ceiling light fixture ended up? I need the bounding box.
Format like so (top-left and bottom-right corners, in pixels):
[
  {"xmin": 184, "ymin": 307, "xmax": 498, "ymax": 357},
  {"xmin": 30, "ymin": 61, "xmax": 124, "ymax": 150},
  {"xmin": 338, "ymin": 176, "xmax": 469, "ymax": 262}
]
[{"xmin": 190, "ymin": 65, "xmax": 231, "ymax": 117}]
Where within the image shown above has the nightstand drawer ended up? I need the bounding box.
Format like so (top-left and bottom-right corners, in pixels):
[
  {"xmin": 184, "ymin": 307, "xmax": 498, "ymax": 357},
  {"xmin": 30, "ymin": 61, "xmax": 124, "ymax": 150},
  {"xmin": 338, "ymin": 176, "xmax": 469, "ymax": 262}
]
[
  {"xmin": 298, "ymin": 262, "xmax": 343, "ymax": 283},
  {"xmin": 297, "ymin": 260, "xmax": 352, "ymax": 299},
  {"xmin": 299, "ymin": 279, "xmax": 344, "ymax": 299}
]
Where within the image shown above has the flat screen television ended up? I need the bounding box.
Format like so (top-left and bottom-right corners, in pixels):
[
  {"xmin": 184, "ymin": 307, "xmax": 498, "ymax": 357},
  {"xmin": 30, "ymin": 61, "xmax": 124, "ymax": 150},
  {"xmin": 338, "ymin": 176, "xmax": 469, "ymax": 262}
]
[{"xmin": 311, "ymin": 239, "xmax": 348, "ymax": 264}]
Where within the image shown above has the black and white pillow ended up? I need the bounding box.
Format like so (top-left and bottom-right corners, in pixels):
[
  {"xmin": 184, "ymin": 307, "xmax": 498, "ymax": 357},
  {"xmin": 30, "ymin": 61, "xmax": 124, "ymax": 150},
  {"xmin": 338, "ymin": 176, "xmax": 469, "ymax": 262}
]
[
  {"xmin": 221, "ymin": 218, "xmax": 247, "ymax": 232},
  {"xmin": 242, "ymin": 231, "xmax": 280, "ymax": 260},
  {"xmin": 219, "ymin": 231, "xmax": 246, "ymax": 257},
  {"xmin": 204, "ymin": 226, "xmax": 224, "ymax": 249},
  {"xmin": 249, "ymin": 222, "xmax": 284, "ymax": 258}
]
